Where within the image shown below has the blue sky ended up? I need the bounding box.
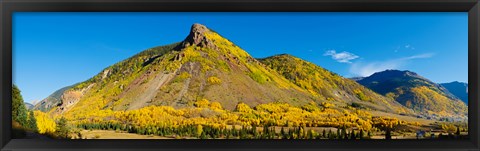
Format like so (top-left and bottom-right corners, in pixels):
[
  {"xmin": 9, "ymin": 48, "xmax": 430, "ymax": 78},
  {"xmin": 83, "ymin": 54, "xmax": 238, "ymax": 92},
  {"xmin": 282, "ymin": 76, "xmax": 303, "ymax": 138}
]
[{"xmin": 13, "ymin": 12, "xmax": 468, "ymax": 104}]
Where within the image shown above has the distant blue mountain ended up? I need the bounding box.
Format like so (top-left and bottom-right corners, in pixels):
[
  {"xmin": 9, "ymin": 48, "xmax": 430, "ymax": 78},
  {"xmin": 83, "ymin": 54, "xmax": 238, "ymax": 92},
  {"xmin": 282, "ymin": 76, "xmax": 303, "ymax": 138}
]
[
  {"xmin": 440, "ymin": 81, "xmax": 468, "ymax": 104},
  {"xmin": 356, "ymin": 69, "xmax": 467, "ymax": 118},
  {"xmin": 24, "ymin": 102, "xmax": 34, "ymax": 110}
]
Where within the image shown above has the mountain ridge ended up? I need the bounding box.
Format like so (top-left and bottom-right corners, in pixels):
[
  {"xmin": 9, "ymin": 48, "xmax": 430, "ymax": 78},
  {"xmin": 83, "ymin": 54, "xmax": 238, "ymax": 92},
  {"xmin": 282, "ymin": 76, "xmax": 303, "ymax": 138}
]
[
  {"xmin": 258, "ymin": 55, "xmax": 413, "ymax": 114},
  {"xmin": 440, "ymin": 81, "xmax": 468, "ymax": 104},
  {"xmin": 357, "ymin": 69, "xmax": 467, "ymax": 119},
  {"xmin": 38, "ymin": 24, "xmax": 469, "ymax": 122},
  {"xmin": 48, "ymin": 23, "xmax": 320, "ymax": 117}
]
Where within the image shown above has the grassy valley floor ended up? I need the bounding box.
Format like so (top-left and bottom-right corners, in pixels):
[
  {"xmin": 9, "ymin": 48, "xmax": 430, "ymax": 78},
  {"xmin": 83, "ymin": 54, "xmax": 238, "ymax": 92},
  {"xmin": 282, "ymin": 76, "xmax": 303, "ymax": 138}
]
[
  {"xmin": 74, "ymin": 129, "xmax": 468, "ymax": 139},
  {"xmin": 77, "ymin": 130, "xmax": 174, "ymax": 139}
]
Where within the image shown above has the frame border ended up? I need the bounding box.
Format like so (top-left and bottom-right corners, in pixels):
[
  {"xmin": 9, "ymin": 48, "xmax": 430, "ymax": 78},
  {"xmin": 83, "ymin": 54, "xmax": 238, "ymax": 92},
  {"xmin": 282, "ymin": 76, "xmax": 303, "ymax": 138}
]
[{"xmin": 1, "ymin": 0, "xmax": 479, "ymax": 151}]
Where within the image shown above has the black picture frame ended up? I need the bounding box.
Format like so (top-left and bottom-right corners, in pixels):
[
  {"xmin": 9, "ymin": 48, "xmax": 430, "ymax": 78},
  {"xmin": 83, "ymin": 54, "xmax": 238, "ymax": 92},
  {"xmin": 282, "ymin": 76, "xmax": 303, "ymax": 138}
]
[{"xmin": 1, "ymin": 0, "xmax": 479, "ymax": 151}]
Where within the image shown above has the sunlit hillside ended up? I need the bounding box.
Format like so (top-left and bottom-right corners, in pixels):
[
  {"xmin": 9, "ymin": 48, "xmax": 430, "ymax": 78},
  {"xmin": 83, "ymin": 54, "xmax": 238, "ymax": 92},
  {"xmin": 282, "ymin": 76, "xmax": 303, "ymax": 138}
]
[
  {"xmin": 17, "ymin": 24, "xmax": 468, "ymax": 140},
  {"xmin": 357, "ymin": 70, "xmax": 467, "ymax": 120}
]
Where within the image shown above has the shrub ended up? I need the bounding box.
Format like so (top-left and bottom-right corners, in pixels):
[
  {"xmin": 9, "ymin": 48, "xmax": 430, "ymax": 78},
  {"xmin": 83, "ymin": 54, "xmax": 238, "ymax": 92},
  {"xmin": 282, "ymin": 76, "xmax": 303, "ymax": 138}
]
[
  {"xmin": 194, "ymin": 99, "xmax": 210, "ymax": 108},
  {"xmin": 207, "ymin": 76, "xmax": 222, "ymax": 84},
  {"xmin": 209, "ymin": 102, "xmax": 223, "ymax": 110},
  {"xmin": 351, "ymin": 103, "xmax": 362, "ymax": 108},
  {"xmin": 173, "ymin": 72, "xmax": 191, "ymax": 82},
  {"xmin": 248, "ymin": 71, "xmax": 268, "ymax": 84},
  {"xmin": 354, "ymin": 89, "xmax": 371, "ymax": 102},
  {"xmin": 320, "ymin": 102, "xmax": 335, "ymax": 108},
  {"xmin": 234, "ymin": 102, "xmax": 252, "ymax": 113}
]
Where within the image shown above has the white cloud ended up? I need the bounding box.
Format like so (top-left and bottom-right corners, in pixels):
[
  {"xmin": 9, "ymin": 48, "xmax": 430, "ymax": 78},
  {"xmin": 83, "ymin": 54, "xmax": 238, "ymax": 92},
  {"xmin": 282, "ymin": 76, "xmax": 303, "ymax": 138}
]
[
  {"xmin": 324, "ymin": 50, "xmax": 359, "ymax": 63},
  {"xmin": 401, "ymin": 53, "xmax": 434, "ymax": 60},
  {"xmin": 404, "ymin": 44, "xmax": 415, "ymax": 50},
  {"xmin": 349, "ymin": 53, "xmax": 434, "ymax": 77},
  {"xmin": 349, "ymin": 61, "xmax": 402, "ymax": 77}
]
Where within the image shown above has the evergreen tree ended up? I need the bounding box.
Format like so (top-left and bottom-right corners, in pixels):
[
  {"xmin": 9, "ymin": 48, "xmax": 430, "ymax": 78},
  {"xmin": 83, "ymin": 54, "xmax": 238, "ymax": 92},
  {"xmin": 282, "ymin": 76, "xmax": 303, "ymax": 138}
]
[
  {"xmin": 385, "ymin": 129, "xmax": 392, "ymax": 140},
  {"xmin": 288, "ymin": 128, "xmax": 294, "ymax": 139},
  {"xmin": 307, "ymin": 130, "xmax": 314, "ymax": 139},
  {"xmin": 12, "ymin": 85, "xmax": 28, "ymax": 126},
  {"xmin": 337, "ymin": 128, "xmax": 342, "ymax": 139},
  {"xmin": 27, "ymin": 110, "xmax": 38, "ymax": 132},
  {"xmin": 341, "ymin": 127, "xmax": 347, "ymax": 139},
  {"xmin": 298, "ymin": 127, "xmax": 304, "ymax": 139},
  {"xmin": 56, "ymin": 117, "xmax": 69, "ymax": 138},
  {"xmin": 344, "ymin": 131, "xmax": 349, "ymax": 139},
  {"xmin": 456, "ymin": 126, "xmax": 461, "ymax": 136},
  {"xmin": 270, "ymin": 127, "xmax": 275, "ymax": 139},
  {"xmin": 328, "ymin": 130, "xmax": 335, "ymax": 139},
  {"xmin": 200, "ymin": 131, "xmax": 207, "ymax": 139}
]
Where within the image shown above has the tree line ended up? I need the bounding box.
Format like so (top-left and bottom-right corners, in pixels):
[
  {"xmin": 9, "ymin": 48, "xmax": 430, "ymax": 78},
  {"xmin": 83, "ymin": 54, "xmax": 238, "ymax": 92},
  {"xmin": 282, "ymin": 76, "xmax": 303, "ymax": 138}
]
[
  {"xmin": 77, "ymin": 121, "xmax": 373, "ymax": 139},
  {"xmin": 12, "ymin": 85, "xmax": 70, "ymax": 139}
]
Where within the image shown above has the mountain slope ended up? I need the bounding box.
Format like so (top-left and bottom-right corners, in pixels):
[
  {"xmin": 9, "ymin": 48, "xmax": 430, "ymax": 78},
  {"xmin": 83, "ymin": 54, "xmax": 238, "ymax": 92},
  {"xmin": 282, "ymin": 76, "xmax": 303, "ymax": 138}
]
[
  {"xmin": 24, "ymin": 102, "xmax": 34, "ymax": 110},
  {"xmin": 33, "ymin": 85, "xmax": 73, "ymax": 112},
  {"xmin": 258, "ymin": 54, "xmax": 413, "ymax": 115},
  {"xmin": 357, "ymin": 70, "xmax": 467, "ymax": 119},
  {"xmin": 440, "ymin": 81, "xmax": 468, "ymax": 104},
  {"xmin": 48, "ymin": 24, "xmax": 321, "ymax": 117},
  {"xmin": 39, "ymin": 24, "xmax": 417, "ymax": 120}
]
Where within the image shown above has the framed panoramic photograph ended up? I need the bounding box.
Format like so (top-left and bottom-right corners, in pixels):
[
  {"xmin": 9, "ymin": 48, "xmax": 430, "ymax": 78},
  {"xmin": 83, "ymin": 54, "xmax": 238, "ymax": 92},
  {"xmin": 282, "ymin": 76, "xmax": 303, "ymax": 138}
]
[{"xmin": 1, "ymin": 0, "xmax": 479, "ymax": 151}]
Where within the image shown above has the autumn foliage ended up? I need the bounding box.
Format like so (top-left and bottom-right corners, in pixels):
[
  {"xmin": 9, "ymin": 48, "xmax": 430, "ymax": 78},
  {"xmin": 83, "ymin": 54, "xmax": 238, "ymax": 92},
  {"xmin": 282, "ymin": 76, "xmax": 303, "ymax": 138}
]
[
  {"xmin": 34, "ymin": 111, "xmax": 56, "ymax": 134},
  {"xmin": 27, "ymin": 98, "xmax": 431, "ymax": 139}
]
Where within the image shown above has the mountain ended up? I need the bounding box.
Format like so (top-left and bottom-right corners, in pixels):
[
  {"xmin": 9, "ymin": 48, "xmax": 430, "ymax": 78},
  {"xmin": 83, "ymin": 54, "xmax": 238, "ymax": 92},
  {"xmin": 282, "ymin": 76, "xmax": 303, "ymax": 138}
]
[
  {"xmin": 24, "ymin": 102, "xmax": 34, "ymax": 110},
  {"xmin": 39, "ymin": 24, "xmax": 414, "ymax": 119},
  {"xmin": 258, "ymin": 54, "xmax": 413, "ymax": 114},
  {"xmin": 45, "ymin": 23, "xmax": 319, "ymax": 117},
  {"xmin": 440, "ymin": 81, "xmax": 468, "ymax": 104},
  {"xmin": 350, "ymin": 77, "xmax": 365, "ymax": 81},
  {"xmin": 357, "ymin": 70, "xmax": 467, "ymax": 119},
  {"xmin": 33, "ymin": 85, "xmax": 73, "ymax": 112}
]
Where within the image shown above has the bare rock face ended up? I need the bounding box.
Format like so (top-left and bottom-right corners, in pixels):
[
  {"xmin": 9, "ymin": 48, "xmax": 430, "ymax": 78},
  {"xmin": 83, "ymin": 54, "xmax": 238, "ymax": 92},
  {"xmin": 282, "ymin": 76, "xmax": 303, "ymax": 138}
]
[
  {"xmin": 60, "ymin": 91, "xmax": 82, "ymax": 107},
  {"xmin": 101, "ymin": 69, "xmax": 110, "ymax": 80},
  {"xmin": 56, "ymin": 83, "xmax": 95, "ymax": 113},
  {"xmin": 181, "ymin": 23, "xmax": 216, "ymax": 49}
]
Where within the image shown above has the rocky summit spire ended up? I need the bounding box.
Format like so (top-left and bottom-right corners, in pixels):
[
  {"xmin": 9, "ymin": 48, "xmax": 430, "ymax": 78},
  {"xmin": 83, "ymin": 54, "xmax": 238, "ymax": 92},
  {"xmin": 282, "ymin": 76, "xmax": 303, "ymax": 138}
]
[{"xmin": 180, "ymin": 23, "xmax": 216, "ymax": 49}]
